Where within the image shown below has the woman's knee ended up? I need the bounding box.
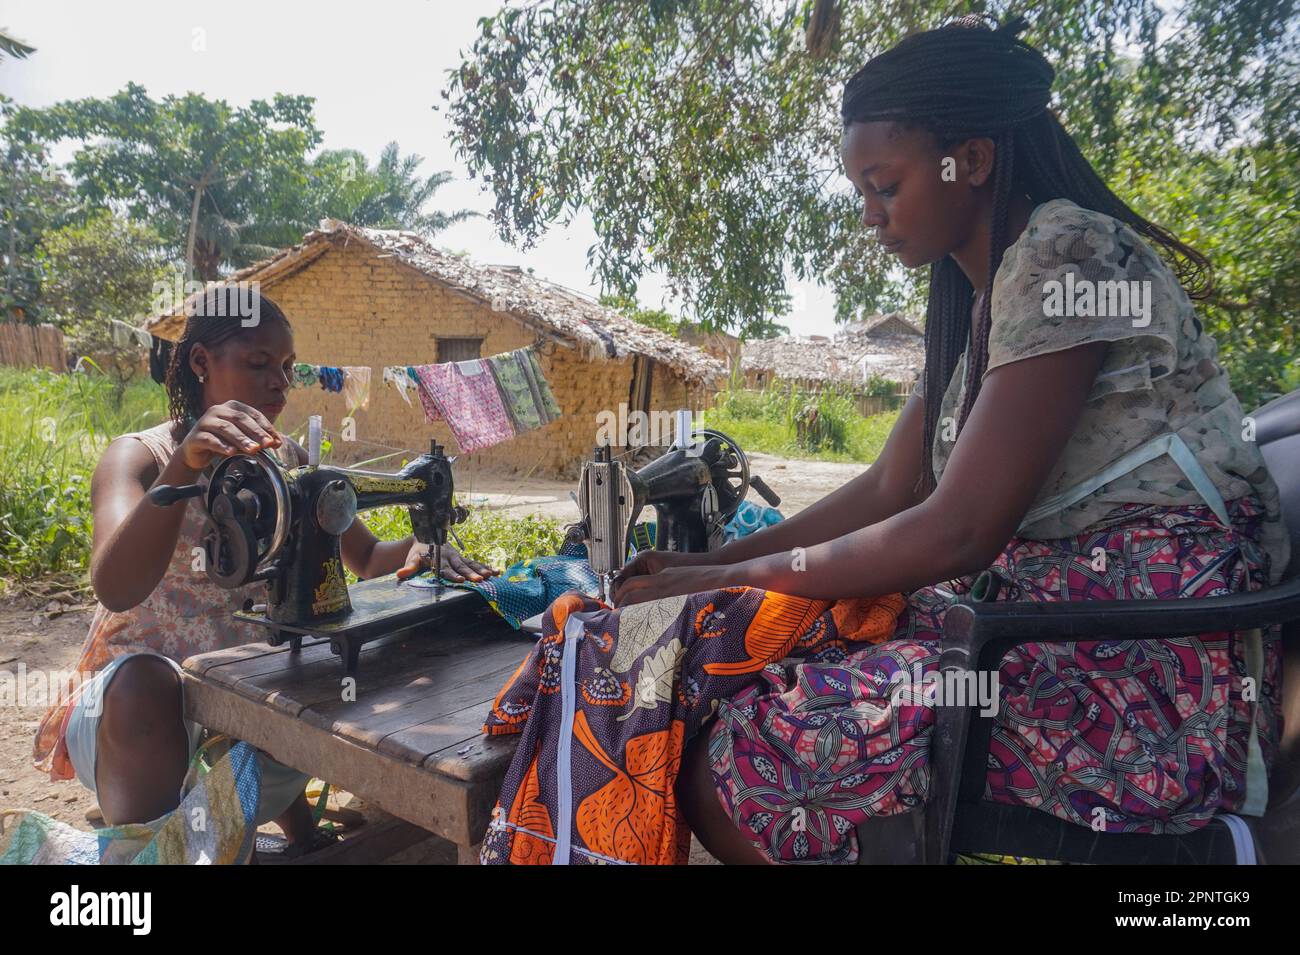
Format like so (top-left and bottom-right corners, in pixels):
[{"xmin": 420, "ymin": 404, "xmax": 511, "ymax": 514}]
[{"xmin": 99, "ymin": 656, "xmax": 185, "ymax": 744}]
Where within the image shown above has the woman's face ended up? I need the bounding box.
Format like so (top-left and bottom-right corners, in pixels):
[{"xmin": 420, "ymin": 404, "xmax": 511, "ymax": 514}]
[
  {"xmin": 840, "ymin": 120, "xmax": 992, "ymax": 269},
  {"xmin": 189, "ymin": 320, "xmax": 295, "ymax": 423}
]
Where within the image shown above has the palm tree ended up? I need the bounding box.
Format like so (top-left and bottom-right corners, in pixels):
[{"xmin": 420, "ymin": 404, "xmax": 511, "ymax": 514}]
[{"xmin": 0, "ymin": 29, "xmax": 35, "ymax": 61}]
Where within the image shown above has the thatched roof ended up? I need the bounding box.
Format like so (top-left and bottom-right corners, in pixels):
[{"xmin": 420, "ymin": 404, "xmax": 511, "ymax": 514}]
[
  {"xmin": 740, "ymin": 312, "xmax": 924, "ymax": 386},
  {"xmin": 144, "ymin": 220, "xmax": 726, "ymax": 386}
]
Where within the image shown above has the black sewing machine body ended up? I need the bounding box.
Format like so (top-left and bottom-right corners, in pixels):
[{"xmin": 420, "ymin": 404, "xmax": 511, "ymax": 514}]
[
  {"xmin": 571, "ymin": 428, "xmax": 781, "ymax": 601},
  {"xmin": 150, "ymin": 441, "xmax": 470, "ymax": 672}
]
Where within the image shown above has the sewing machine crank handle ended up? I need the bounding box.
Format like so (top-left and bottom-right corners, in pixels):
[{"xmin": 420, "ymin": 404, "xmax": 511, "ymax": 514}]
[
  {"xmin": 147, "ymin": 483, "xmax": 204, "ymax": 507},
  {"xmin": 748, "ymin": 475, "xmax": 781, "ymax": 508}
]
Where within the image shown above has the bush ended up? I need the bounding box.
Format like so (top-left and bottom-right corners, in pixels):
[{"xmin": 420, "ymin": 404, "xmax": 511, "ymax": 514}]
[
  {"xmin": 359, "ymin": 506, "xmax": 566, "ymax": 579},
  {"xmin": 0, "ymin": 367, "xmax": 167, "ymax": 586},
  {"xmin": 704, "ymin": 378, "xmax": 898, "ymax": 463}
]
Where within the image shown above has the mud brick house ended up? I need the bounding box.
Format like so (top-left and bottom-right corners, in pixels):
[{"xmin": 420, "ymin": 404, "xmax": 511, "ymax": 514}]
[{"xmin": 147, "ymin": 221, "xmax": 726, "ymax": 477}]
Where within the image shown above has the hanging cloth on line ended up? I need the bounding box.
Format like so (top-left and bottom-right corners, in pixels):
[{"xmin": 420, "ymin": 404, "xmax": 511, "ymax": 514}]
[
  {"xmin": 339, "ymin": 366, "xmax": 371, "ymax": 411},
  {"xmin": 318, "ymin": 366, "xmax": 345, "ymax": 393},
  {"xmin": 488, "ymin": 349, "xmax": 545, "ymax": 431},
  {"xmin": 383, "ymin": 366, "xmax": 416, "ymax": 406},
  {"xmin": 411, "ymin": 360, "xmax": 517, "ymax": 453},
  {"xmin": 521, "ymin": 349, "xmax": 563, "ymax": 422}
]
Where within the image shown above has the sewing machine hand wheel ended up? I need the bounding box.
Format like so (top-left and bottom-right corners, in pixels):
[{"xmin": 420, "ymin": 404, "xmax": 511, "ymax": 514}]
[
  {"xmin": 199, "ymin": 451, "xmax": 292, "ymax": 588},
  {"xmin": 689, "ymin": 427, "xmax": 750, "ymax": 520}
]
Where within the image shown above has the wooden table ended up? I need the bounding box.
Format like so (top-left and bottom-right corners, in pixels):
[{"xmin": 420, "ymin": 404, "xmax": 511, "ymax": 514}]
[{"xmin": 180, "ymin": 589, "xmax": 529, "ymax": 863}]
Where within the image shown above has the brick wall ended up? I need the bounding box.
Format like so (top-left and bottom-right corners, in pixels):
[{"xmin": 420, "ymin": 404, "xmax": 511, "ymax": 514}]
[{"xmin": 264, "ymin": 241, "xmax": 712, "ymax": 478}]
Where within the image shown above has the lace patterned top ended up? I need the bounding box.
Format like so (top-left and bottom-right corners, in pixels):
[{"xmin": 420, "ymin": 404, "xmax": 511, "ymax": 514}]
[
  {"xmin": 914, "ymin": 198, "xmax": 1289, "ymax": 582},
  {"xmin": 33, "ymin": 422, "xmax": 300, "ymax": 779}
]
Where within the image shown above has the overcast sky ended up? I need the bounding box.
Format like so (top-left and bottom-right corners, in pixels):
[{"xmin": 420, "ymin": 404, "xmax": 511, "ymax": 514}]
[{"xmin": 0, "ymin": 0, "xmax": 846, "ymax": 336}]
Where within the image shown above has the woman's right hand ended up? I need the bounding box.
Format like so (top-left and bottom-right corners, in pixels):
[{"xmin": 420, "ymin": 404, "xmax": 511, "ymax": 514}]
[
  {"xmin": 178, "ymin": 400, "xmax": 283, "ymax": 471},
  {"xmin": 613, "ymin": 548, "xmax": 714, "ymax": 587}
]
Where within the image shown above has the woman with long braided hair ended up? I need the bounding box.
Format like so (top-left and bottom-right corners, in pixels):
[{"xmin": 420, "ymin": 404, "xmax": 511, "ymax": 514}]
[{"xmin": 586, "ymin": 15, "xmax": 1291, "ymax": 864}]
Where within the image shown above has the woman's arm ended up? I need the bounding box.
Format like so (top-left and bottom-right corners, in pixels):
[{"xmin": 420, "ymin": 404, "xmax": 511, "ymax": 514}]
[
  {"xmin": 91, "ymin": 402, "xmax": 283, "ymax": 612},
  {"xmin": 615, "ymin": 342, "xmax": 1108, "ymax": 605},
  {"xmin": 90, "ymin": 440, "xmax": 197, "ymax": 612},
  {"xmin": 618, "ymin": 393, "xmax": 927, "ymax": 581},
  {"xmin": 709, "ymin": 392, "xmax": 927, "ymax": 565}
]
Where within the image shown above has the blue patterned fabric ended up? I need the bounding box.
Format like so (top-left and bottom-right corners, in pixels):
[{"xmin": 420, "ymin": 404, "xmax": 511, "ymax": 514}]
[{"xmin": 415, "ymin": 538, "xmax": 599, "ymax": 629}]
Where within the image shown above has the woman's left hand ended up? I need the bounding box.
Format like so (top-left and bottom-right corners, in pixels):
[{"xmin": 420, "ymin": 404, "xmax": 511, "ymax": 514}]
[
  {"xmin": 612, "ymin": 564, "xmax": 730, "ymax": 608},
  {"xmin": 396, "ymin": 542, "xmax": 501, "ymax": 583}
]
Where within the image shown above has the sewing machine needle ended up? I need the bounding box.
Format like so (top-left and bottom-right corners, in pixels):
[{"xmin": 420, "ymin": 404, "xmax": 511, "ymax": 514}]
[{"xmin": 434, "ymin": 543, "xmax": 443, "ymax": 598}]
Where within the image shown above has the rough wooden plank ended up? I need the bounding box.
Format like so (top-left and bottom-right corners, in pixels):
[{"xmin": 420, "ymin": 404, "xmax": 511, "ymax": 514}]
[
  {"xmin": 457, "ymin": 841, "xmax": 482, "ymax": 865},
  {"xmin": 183, "ymin": 672, "xmax": 489, "ymax": 844},
  {"xmin": 425, "ymin": 729, "xmax": 520, "ymax": 783},
  {"xmin": 374, "ymin": 697, "xmax": 498, "ymax": 766},
  {"xmin": 243, "ymin": 630, "xmax": 475, "ymax": 718},
  {"xmin": 244, "ymin": 621, "xmax": 507, "ymax": 707},
  {"xmin": 183, "ymin": 641, "xmax": 300, "ymax": 678},
  {"xmin": 307, "ymin": 658, "xmax": 522, "ymax": 749},
  {"xmin": 319, "ymin": 644, "xmax": 527, "ymax": 746},
  {"xmin": 272, "ymin": 815, "xmax": 431, "ymax": 866}
]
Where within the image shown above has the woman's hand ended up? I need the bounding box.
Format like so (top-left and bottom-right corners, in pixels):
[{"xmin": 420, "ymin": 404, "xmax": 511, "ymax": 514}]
[
  {"xmin": 178, "ymin": 400, "xmax": 282, "ymax": 471},
  {"xmin": 614, "ymin": 548, "xmax": 713, "ymax": 585},
  {"xmin": 612, "ymin": 563, "xmax": 730, "ymax": 608},
  {"xmin": 395, "ymin": 542, "xmax": 501, "ymax": 583}
]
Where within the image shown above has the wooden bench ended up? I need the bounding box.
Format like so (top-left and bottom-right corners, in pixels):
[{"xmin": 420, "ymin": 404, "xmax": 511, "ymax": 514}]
[{"xmin": 180, "ymin": 594, "xmax": 528, "ymax": 863}]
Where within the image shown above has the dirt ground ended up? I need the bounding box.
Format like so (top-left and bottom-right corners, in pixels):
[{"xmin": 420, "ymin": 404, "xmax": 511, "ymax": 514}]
[{"xmin": 0, "ymin": 452, "xmax": 862, "ymax": 863}]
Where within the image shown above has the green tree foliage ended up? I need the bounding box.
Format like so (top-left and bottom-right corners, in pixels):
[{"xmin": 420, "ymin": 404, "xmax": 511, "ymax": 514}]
[
  {"xmin": 38, "ymin": 210, "xmax": 169, "ymax": 389},
  {"xmin": 599, "ymin": 293, "xmax": 683, "ymax": 335},
  {"xmin": 9, "ymin": 84, "xmax": 321, "ymax": 282},
  {"xmin": 313, "ymin": 142, "xmax": 479, "ymax": 234},
  {"xmin": 443, "ymin": 1, "xmax": 1299, "ymax": 397},
  {"xmin": 0, "ymin": 28, "xmax": 35, "ymax": 61},
  {"xmin": 0, "ymin": 99, "xmax": 78, "ymax": 322}
]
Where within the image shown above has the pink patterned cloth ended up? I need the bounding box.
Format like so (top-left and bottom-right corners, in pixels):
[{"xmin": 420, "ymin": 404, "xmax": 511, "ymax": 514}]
[
  {"xmin": 412, "ymin": 361, "xmax": 517, "ymax": 453},
  {"xmin": 708, "ymin": 497, "xmax": 1281, "ymax": 863}
]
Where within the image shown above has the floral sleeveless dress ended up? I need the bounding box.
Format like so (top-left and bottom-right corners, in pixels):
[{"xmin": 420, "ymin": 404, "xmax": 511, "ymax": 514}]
[{"xmin": 32, "ymin": 422, "xmax": 296, "ymax": 780}]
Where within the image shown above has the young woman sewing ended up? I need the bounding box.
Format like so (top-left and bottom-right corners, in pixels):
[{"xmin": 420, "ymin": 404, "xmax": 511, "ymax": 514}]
[
  {"xmin": 32, "ymin": 290, "xmax": 498, "ymax": 857},
  {"xmin": 479, "ymin": 16, "xmax": 1289, "ymax": 865}
]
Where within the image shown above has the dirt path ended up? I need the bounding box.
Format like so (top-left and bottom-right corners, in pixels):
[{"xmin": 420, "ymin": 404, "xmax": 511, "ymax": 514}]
[
  {"xmin": 450, "ymin": 450, "xmax": 863, "ymax": 522},
  {"xmin": 0, "ymin": 451, "xmax": 864, "ymax": 861}
]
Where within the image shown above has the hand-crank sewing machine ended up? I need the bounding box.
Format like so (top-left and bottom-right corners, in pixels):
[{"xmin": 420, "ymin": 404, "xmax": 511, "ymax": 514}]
[
  {"xmin": 569, "ymin": 417, "xmax": 782, "ymax": 603},
  {"xmin": 147, "ymin": 411, "xmax": 780, "ymax": 670},
  {"xmin": 148, "ymin": 439, "xmax": 471, "ymax": 672}
]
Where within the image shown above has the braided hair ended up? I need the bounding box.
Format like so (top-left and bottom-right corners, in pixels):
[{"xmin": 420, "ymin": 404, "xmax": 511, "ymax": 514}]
[
  {"xmin": 841, "ymin": 13, "xmax": 1213, "ymax": 495},
  {"xmin": 164, "ymin": 286, "xmax": 291, "ymax": 427}
]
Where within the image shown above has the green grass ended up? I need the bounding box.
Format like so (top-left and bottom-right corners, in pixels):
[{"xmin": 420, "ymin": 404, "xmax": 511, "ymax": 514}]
[
  {"xmin": 0, "ymin": 366, "xmax": 567, "ymax": 588},
  {"xmin": 359, "ymin": 506, "xmax": 566, "ymax": 578},
  {"xmin": 0, "ymin": 367, "xmax": 168, "ymax": 587},
  {"xmin": 703, "ymin": 381, "xmax": 900, "ymax": 464}
]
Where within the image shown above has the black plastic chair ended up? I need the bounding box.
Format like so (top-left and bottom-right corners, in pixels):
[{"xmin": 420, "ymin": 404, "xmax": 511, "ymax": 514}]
[{"xmin": 857, "ymin": 387, "xmax": 1300, "ymax": 864}]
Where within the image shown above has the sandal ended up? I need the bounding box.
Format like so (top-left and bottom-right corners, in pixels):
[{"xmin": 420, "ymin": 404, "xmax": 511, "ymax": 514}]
[{"xmin": 254, "ymin": 827, "xmax": 343, "ymax": 864}]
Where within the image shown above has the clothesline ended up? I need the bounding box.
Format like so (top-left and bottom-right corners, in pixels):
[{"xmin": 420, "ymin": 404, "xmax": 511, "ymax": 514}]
[
  {"xmin": 384, "ymin": 346, "xmax": 563, "ymax": 454},
  {"xmin": 286, "ymin": 345, "xmax": 563, "ymax": 455}
]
